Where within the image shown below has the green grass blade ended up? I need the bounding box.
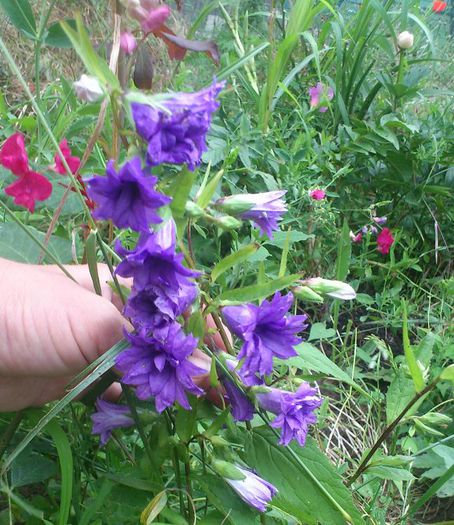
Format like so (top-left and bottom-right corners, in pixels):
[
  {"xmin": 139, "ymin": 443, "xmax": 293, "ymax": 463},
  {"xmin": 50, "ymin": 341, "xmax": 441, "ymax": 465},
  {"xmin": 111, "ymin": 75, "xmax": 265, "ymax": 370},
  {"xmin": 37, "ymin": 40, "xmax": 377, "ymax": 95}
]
[{"xmin": 402, "ymin": 299, "xmax": 425, "ymax": 392}]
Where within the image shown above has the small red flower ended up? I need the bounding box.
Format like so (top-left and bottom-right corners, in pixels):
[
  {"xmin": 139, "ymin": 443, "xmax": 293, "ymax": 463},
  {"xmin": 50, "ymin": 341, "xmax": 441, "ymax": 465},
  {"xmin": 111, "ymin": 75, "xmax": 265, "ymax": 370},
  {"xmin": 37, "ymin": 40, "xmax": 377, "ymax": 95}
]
[
  {"xmin": 0, "ymin": 133, "xmax": 52, "ymax": 212},
  {"xmin": 54, "ymin": 139, "xmax": 81, "ymax": 175},
  {"xmin": 377, "ymin": 228, "xmax": 394, "ymax": 254},
  {"xmin": 310, "ymin": 189, "xmax": 326, "ymax": 201},
  {"xmin": 0, "ymin": 133, "xmax": 29, "ymax": 176},
  {"xmin": 5, "ymin": 170, "xmax": 52, "ymax": 213},
  {"xmin": 433, "ymin": 1, "xmax": 447, "ymax": 13}
]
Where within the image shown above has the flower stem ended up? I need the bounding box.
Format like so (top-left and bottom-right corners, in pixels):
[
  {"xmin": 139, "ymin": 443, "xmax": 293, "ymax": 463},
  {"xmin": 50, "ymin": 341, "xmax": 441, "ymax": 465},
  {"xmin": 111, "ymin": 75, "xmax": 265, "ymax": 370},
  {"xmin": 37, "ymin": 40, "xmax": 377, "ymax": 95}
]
[{"xmin": 348, "ymin": 378, "xmax": 439, "ymax": 485}]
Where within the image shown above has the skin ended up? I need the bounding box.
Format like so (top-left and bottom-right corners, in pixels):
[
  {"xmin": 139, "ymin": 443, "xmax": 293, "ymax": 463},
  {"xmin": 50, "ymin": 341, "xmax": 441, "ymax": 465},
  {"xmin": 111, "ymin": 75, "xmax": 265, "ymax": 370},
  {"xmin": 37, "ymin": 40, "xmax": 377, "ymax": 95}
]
[{"xmin": 0, "ymin": 258, "xmax": 227, "ymax": 412}]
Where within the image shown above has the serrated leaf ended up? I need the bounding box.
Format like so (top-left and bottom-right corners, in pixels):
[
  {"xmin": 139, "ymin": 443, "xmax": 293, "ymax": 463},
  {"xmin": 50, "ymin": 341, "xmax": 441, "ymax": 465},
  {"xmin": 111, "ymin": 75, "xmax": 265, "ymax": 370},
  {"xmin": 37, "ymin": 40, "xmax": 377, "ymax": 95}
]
[
  {"xmin": 211, "ymin": 243, "xmax": 258, "ymax": 283},
  {"xmin": 219, "ymin": 274, "xmax": 300, "ymax": 303},
  {"xmin": 245, "ymin": 428, "xmax": 365, "ymax": 525}
]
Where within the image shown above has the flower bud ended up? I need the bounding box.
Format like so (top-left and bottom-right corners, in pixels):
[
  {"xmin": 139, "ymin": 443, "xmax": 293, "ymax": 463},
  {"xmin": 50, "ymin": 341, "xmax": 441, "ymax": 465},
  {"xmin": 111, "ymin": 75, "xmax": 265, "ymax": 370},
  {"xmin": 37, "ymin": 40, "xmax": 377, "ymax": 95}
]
[
  {"xmin": 185, "ymin": 201, "xmax": 205, "ymax": 218},
  {"xmin": 120, "ymin": 31, "xmax": 138, "ymax": 55},
  {"xmin": 397, "ymin": 31, "xmax": 414, "ymax": 50},
  {"xmin": 73, "ymin": 74, "xmax": 104, "ymax": 103},
  {"xmin": 301, "ymin": 277, "xmax": 356, "ymax": 301},
  {"xmin": 215, "ymin": 194, "xmax": 256, "ymax": 215},
  {"xmin": 212, "ymin": 215, "xmax": 243, "ymax": 230},
  {"xmin": 293, "ymin": 285, "xmax": 324, "ymax": 303},
  {"xmin": 212, "ymin": 459, "xmax": 246, "ymax": 481}
]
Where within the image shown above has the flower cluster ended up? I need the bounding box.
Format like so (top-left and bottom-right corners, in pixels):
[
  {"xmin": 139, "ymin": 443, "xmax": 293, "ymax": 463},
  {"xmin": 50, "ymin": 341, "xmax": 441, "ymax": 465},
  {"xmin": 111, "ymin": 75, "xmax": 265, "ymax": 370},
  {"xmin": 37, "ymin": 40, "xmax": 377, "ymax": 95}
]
[
  {"xmin": 350, "ymin": 216, "xmax": 395, "ymax": 255},
  {"xmin": 308, "ymin": 82, "xmax": 334, "ymax": 113},
  {"xmin": 0, "ymin": 133, "xmax": 52, "ymax": 212}
]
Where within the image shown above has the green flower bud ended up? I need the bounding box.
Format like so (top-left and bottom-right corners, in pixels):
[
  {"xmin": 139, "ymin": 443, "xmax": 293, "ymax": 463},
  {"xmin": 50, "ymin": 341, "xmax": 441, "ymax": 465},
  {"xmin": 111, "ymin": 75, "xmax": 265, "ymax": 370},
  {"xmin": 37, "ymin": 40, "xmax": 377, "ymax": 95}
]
[
  {"xmin": 301, "ymin": 278, "xmax": 356, "ymax": 300},
  {"xmin": 293, "ymin": 285, "xmax": 324, "ymax": 303},
  {"xmin": 211, "ymin": 459, "xmax": 247, "ymax": 481},
  {"xmin": 185, "ymin": 201, "xmax": 205, "ymax": 218}
]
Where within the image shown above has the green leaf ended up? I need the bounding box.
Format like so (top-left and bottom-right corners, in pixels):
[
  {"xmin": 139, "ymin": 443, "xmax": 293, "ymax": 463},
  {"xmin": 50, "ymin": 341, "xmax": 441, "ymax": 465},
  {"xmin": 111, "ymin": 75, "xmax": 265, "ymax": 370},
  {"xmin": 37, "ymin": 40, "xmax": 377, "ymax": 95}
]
[
  {"xmin": 44, "ymin": 19, "xmax": 76, "ymax": 48},
  {"xmin": 265, "ymin": 230, "xmax": 313, "ymax": 248},
  {"xmin": 219, "ymin": 274, "xmax": 300, "ymax": 303},
  {"xmin": 211, "ymin": 243, "xmax": 258, "ymax": 283},
  {"xmin": 386, "ymin": 370, "xmax": 415, "ymax": 425},
  {"xmin": 286, "ymin": 342, "xmax": 367, "ymax": 395},
  {"xmin": 0, "ymin": 222, "xmax": 73, "ymax": 263},
  {"xmin": 196, "ymin": 168, "xmax": 224, "ymax": 209},
  {"xmin": 366, "ymin": 465, "xmax": 414, "ymax": 482},
  {"xmin": 308, "ymin": 322, "xmax": 336, "ymax": 341},
  {"xmin": 197, "ymin": 474, "xmax": 257, "ymax": 524},
  {"xmin": 440, "ymin": 364, "xmax": 454, "ymax": 384},
  {"xmin": 140, "ymin": 491, "xmax": 167, "ymax": 525},
  {"xmin": 0, "ymin": 0, "xmax": 36, "ymax": 38},
  {"xmin": 335, "ymin": 219, "xmax": 351, "ymax": 281},
  {"xmin": 245, "ymin": 428, "xmax": 365, "ymax": 525},
  {"xmin": 61, "ymin": 15, "xmax": 119, "ymax": 90},
  {"xmin": 85, "ymin": 232, "xmax": 102, "ymax": 296},
  {"xmin": 169, "ymin": 167, "xmax": 196, "ymax": 218},
  {"xmin": 402, "ymin": 299, "xmax": 425, "ymax": 392},
  {"xmin": 215, "ymin": 42, "xmax": 270, "ymax": 83},
  {"xmin": 45, "ymin": 421, "xmax": 73, "ymax": 525},
  {"xmin": 11, "ymin": 451, "xmax": 57, "ymax": 488}
]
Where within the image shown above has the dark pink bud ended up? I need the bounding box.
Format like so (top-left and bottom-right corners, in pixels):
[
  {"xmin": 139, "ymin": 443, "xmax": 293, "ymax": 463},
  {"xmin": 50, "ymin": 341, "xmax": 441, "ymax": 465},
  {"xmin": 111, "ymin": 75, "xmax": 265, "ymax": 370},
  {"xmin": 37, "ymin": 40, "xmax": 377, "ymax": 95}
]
[{"xmin": 120, "ymin": 31, "xmax": 138, "ymax": 55}]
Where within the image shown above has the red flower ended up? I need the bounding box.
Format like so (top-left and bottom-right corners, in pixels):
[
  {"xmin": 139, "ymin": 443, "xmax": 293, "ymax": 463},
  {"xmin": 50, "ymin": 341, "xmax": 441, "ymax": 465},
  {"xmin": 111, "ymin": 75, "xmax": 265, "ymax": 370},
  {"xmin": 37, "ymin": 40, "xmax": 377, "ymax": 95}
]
[
  {"xmin": 377, "ymin": 228, "xmax": 394, "ymax": 254},
  {"xmin": 5, "ymin": 171, "xmax": 52, "ymax": 213},
  {"xmin": 433, "ymin": 1, "xmax": 447, "ymax": 13},
  {"xmin": 0, "ymin": 133, "xmax": 29, "ymax": 176},
  {"xmin": 0, "ymin": 133, "xmax": 52, "ymax": 212},
  {"xmin": 54, "ymin": 139, "xmax": 81, "ymax": 175},
  {"xmin": 310, "ymin": 189, "xmax": 326, "ymax": 201}
]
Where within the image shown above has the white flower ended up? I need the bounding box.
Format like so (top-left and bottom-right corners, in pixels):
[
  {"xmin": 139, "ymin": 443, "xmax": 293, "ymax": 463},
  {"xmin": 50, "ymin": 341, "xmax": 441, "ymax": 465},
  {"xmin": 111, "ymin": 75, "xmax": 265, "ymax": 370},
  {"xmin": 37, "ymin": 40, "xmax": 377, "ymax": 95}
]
[
  {"xmin": 302, "ymin": 277, "xmax": 356, "ymax": 301},
  {"xmin": 397, "ymin": 31, "xmax": 414, "ymax": 50},
  {"xmin": 73, "ymin": 75, "xmax": 104, "ymax": 103}
]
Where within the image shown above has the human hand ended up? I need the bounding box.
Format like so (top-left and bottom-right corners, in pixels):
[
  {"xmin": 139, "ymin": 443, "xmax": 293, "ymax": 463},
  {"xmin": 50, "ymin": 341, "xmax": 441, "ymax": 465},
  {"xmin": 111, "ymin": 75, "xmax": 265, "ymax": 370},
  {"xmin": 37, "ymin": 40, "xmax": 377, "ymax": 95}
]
[{"xmin": 0, "ymin": 259, "xmax": 126, "ymax": 411}]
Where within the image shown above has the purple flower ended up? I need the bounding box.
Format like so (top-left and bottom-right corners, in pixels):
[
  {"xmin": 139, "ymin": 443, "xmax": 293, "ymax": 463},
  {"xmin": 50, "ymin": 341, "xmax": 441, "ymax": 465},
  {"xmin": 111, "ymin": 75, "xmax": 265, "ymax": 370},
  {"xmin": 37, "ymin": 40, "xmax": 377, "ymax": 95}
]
[
  {"xmin": 256, "ymin": 383, "xmax": 321, "ymax": 447},
  {"xmin": 308, "ymin": 82, "xmax": 334, "ymax": 112},
  {"xmin": 223, "ymin": 378, "xmax": 254, "ymax": 421},
  {"xmin": 116, "ymin": 323, "xmax": 204, "ymax": 412},
  {"xmin": 222, "ymin": 292, "xmax": 307, "ymax": 380},
  {"xmin": 86, "ymin": 157, "xmax": 171, "ymax": 232},
  {"xmin": 116, "ymin": 219, "xmax": 199, "ymax": 293},
  {"xmin": 216, "ymin": 191, "xmax": 287, "ymax": 238},
  {"xmin": 373, "ymin": 216, "xmax": 387, "ymax": 225},
  {"xmin": 131, "ymin": 80, "xmax": 224, "ymax": 170},
  {"xmin": 91, "ymin": 398, "xmax": 134, "ymax": 445},
  {"xmin": 224, "ymin": 466, "xmax": 277, "ymax": 512}
]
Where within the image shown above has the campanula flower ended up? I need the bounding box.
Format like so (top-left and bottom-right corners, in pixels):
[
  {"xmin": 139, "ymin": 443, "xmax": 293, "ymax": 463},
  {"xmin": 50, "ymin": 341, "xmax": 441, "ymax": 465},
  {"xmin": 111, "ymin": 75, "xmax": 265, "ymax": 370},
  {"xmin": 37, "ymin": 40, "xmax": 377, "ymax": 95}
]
[
  {"xmin": 116, "ymin": 324, "xmax": 204, "ymax": 412},
  {"xmin": 223, "ymin": 465, "xmax": 277, "ymax": 512},
  {"xmin": 222, "ymin": 292, "xmax": 307, "ymax": 380},
  {"xmin": 131, "ymin": 79, "xmax": 224, "ymax": 170},
  {"xmin": 222, "ymin": 378, "xmax": 254, "ymax": 421},
  {"xmin": 215, "ymin": 191, "xmax": 287, "ymax": 238},
  {"xmin": 91, "ymin": 398, "xmax": 134, "ymax": 445},
  {"xmin": 86, "ymin": 157, "xmax": 171, "ymax": 232},
  {"xmin": 255, "ymin": 383, "xmax": 321, "ymax": 447}
]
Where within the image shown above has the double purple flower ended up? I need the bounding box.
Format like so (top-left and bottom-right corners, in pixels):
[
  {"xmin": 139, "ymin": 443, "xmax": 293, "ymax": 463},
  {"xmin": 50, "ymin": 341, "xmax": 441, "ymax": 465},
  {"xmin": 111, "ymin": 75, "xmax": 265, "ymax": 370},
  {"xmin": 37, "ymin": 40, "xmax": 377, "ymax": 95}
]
[
  {"xmin": 132, "ymin": 80, "xmax": 225, "ymax": 170},
  {"xmin": 222, "ymin": 292, "xmax": 307, "ymax": 382},
  {"xmin": 116, "ymin": 323, "xmax": 204, "ymax": 412},
  {"xmin": 86, "ymin": 157, "xmax": 171, "ymax": 232}
]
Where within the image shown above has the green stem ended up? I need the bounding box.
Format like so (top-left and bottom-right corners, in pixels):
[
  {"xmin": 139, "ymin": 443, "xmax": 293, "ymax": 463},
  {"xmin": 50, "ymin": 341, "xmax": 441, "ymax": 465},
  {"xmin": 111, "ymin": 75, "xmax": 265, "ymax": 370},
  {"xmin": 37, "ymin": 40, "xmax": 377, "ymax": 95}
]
[
  {"xmin": 348, "ymin": 378, "xmax": 439, "ymax": 485},
  {"xmin": 0, "ymin": 200, "xmax": 76, "ymax": 281},
  {"xmin": 0, "ymin": 35, "xmax": 96, "ymax": 227},
  {"xmin": 0, "ymin": 412, "xmax": 24, "ymax": 461}
]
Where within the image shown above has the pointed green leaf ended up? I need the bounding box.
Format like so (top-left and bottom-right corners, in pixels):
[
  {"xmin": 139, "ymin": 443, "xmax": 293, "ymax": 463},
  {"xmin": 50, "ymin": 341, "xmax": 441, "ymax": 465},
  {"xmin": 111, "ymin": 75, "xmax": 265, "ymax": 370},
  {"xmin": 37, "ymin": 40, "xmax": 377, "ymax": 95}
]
[
  {"xmin": 219, "ymin": 274, "xmax": 300, "ymax": 303},
  {"xmin": 211, "ymin": 243, "xmax": 258, "ymax": 283}
]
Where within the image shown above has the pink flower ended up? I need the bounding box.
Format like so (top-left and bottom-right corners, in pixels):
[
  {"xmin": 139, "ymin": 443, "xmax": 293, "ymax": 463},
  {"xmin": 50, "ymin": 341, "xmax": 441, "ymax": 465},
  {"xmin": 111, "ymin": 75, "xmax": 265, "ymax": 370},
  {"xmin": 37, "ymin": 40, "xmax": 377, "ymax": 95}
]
[
  {"xmin": 5, "ymin": 171, "xmax": 52, "ymax": 213},
  {"xmin": 120, "ymin": 31, "xmax": 138, "ymax": 55},
  {"xmin": 0, "ymin": 133, "xmax": 29, "ymax": 176},
  {"xmin": 128, "ymin": 3, "xmax": 171, "ymax": 33},
  {"xmin": 373, "ymin": 216, "xmax": 387, "ymax": 225},
  {"xmin": 310, "ymin": 189, "xmax": 326, "ymax": 201},
  {"xmin": 349, "ymin": 231, "xmax": 362, "ymax": 243},
  {"xmin": 377, "ymin": 228, "xmax": 394, "ymax": 254},
  {"xmin": 54, "ymin": 139, "xmax": 81, "ymax": 175},
  {"xmin": 1, "ymin": 133, "xmax": 52, "ymax": 213},
  {"xmin": 308, "ymin": 82, "xmax": 334, "ymax": 113}
]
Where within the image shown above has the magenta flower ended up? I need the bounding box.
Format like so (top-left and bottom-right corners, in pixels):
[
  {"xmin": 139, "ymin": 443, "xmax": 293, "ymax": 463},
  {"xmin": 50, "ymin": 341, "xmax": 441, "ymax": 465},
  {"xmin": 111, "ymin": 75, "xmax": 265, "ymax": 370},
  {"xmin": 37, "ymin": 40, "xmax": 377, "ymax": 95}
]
[
  {"xmin": 1, "ymin": 133, "xmax": 52, "ymax": 212},
  {"xmin": 128, "ymin": 3, "xmax": 171, "ymax": 33},
  {"xmin": 86, "ymin": 157, "xmax": 171, "ymax": 232},
  {"xmin": 349, "ymin": 231, "xmax": 363, "ymax": 243},
  {"xmin": 308, "ymin": 82, "xmax": 334, "ymax": 112},
  {"xmin": 215, "ymin": 191, "xmax": 287, "ymax": 238},
  {"xmin": 377, "ymin": 228, "xmax": 394, "ymax": 254},
  {"xmin": 222, "ymin": 292, "xmax": 307, "ymax": 381},
  {"xmin": 120, "ymin": 31, "xmax": 138, "ymax": 55},
  {"xmin": 256, "ymin": 383, "xmax": 321, "ymax": 447},
  {"xmin": 309, "ymin": 189, "xmax": 326, "ymax": 201},
  {"xmin": 116, "ymin": 324, "xmax": 204, "ymax": 412},
  {"xmin": 91, "ymin": 398, "xmax": 134, "ymax": 445},
  {"xmin": 131, "ymin": 79, "xmax": 224, "ymax": 170},
  {"xmin": 54, "ymin": 139, "xmax": 81, "ymax": 175},
  {"xmin": 224, "ymin": 466, "xmax": 277, "ymax": 512}
]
